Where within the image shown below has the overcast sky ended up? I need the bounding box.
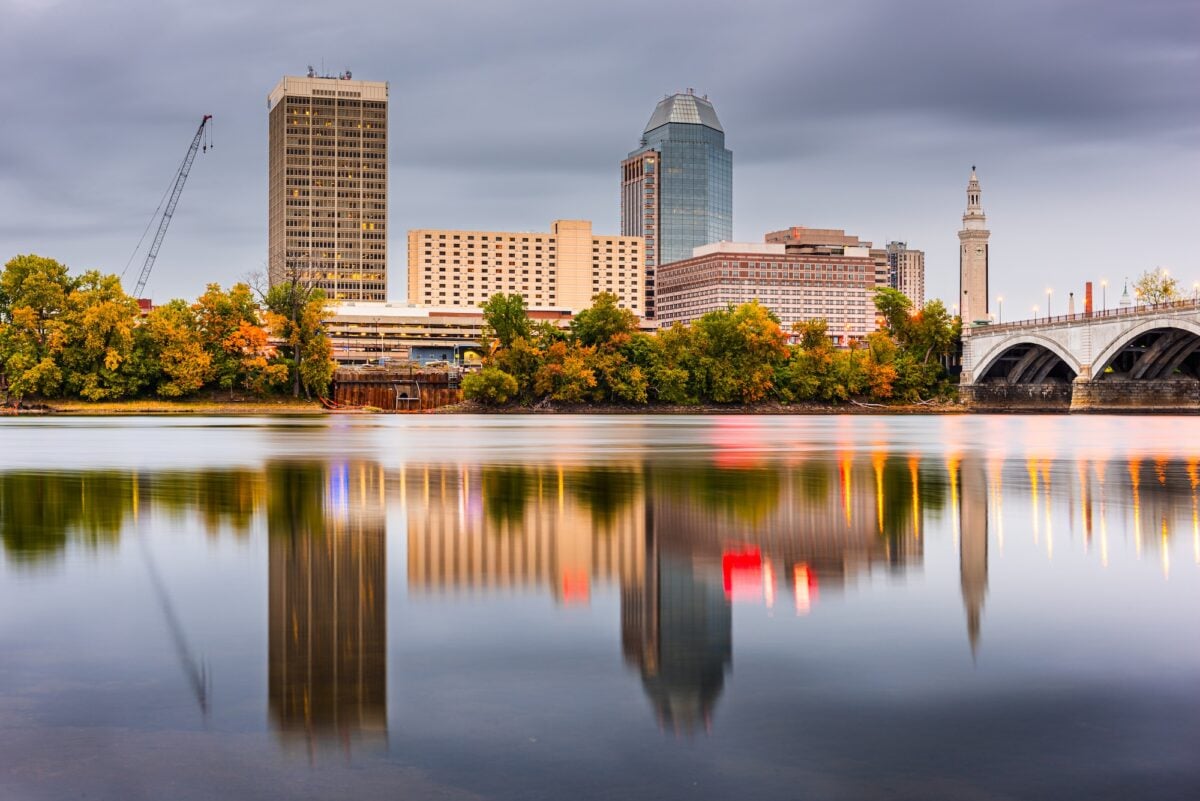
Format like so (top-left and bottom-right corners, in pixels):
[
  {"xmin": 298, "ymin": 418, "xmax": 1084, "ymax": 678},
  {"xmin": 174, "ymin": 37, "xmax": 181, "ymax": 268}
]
[{"xmin": 1, "ymin": 0, "xmax": 1196, "ymax": 318}]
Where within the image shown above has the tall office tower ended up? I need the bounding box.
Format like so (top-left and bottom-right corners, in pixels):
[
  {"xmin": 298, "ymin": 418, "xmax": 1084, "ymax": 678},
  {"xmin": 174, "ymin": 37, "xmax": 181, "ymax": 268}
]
[
  {"xmin": 958, "ymin": 167, "xmax": 990, "ymax": 322},
  {"xmin": 886, "ymin": 241, "xmax": 926, "ymax": 308},
  {"xmin": 622, "ymin": 90, "xmax": 732, "ymax": 319},
  {"xmin": 268, "ymin": 71, "xmax": 388, "ymax": 301}
]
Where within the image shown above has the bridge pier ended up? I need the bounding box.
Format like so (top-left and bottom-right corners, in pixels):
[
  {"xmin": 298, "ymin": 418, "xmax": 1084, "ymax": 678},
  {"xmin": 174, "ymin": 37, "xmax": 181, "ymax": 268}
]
[{"xmin": 1069, "ymin": 377, "xmax": 1200, "ymax": 413}]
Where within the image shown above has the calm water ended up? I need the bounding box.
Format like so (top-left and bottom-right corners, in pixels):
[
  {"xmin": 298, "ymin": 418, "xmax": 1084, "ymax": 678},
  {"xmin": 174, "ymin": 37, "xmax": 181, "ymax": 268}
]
[{"xmin": 1, "ymin": 415, "xmax": 1198, "ymax": 801}]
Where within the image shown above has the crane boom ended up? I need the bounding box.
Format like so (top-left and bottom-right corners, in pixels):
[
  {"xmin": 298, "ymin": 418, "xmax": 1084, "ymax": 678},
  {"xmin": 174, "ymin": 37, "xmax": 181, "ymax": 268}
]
[{"xmin": 134, "ymin": 114, "xmax": 212, "ymax": 298}]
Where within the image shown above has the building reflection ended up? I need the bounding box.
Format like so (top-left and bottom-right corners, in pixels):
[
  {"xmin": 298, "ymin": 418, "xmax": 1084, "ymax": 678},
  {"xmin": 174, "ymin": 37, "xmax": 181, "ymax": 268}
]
[
  {"xmin": 267, "ymin": 462, "xmax": 388, "ymax": 753},
  {"xmin": 958, "ymin": 458, "xmax": 989, "ymax": 655},
  {"xmin": 406, "ymin": 457, "xmax": 927, "ymax": 734},
  {"xmin": 405, "ymin": 464, "xmax": 645, "ymax": 603}
]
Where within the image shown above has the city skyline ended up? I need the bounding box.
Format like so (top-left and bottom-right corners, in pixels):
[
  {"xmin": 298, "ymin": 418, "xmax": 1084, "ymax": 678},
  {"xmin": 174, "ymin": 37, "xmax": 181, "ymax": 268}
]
[{"xmin": 1, "ymin": 0, "xmax": 1196, "ymax": 318}]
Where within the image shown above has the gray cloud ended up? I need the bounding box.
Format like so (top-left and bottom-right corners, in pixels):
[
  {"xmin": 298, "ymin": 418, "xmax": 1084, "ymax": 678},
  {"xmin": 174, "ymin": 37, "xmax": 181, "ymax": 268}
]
[{"xmin": 0, "ymin": 0, "xmax": 1196, "ymax": 313}]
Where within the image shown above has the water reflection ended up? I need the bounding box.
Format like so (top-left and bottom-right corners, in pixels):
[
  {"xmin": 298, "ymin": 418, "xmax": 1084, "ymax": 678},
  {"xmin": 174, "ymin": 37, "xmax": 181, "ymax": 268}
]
[
  {"xmin": 2, "ymin": 447, "xmax": 1199, "ymax": 743},
  {"xmin": 267, "ymin": 463, "xmax": 387, "ymax": 754}
]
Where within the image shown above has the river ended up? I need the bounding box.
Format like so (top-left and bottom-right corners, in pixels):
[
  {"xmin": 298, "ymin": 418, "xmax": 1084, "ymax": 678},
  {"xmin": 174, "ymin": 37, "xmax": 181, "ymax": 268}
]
[{"xmin": 1, "ymin": 415, "xmax": 1197, "ymax": 800}]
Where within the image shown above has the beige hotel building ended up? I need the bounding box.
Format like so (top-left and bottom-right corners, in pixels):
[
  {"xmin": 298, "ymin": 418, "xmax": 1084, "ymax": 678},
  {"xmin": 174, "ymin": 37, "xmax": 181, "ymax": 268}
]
[
  {"xmin": 268, "ymin": 72, "xmax": 388, "ymax": 302},
  {"xmin": 407, "ymin": 220, "xmax": 644, "ymax": 315}
]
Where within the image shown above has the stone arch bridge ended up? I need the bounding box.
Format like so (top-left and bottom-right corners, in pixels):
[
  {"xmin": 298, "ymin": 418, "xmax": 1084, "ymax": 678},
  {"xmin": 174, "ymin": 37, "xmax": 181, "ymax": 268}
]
[{"xmin": 961, "ymin": 299, "xmax": 1200, "ymax": 411}]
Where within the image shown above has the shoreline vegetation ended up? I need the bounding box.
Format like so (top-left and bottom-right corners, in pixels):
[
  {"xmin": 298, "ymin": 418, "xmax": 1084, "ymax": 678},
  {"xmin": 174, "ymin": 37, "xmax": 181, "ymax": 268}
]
[
  {"xmin": 0, "ymin": 254, "xmax": 335, "ymax": 411},
  {"xmin": 3, "ymin": 252, "xmax": 964, "ymax": 415},
  {"xmin": 458, "ymin": 290, "xmax": 961, "ymax": 412}
]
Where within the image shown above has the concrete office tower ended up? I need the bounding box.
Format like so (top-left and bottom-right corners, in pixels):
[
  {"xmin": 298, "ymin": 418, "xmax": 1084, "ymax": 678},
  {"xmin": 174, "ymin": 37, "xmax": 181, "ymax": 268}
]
[
  {"xmin": 958, "ymin": 167, "xmax": 990, "ymax": 322},
  {"xmin": 887, "ymin": 241, "xmax": 926, "ymax": 308},
  {"xmin": 622, "ymin": 90, "xmax": 732, "ymax": 319},
  {"xmin": 407, "ymin": 220, "xmax": 643, "ymax": 314},
  {"xmin": 268, "ymin": 72, "xmax": 388, "ymax": 301}
]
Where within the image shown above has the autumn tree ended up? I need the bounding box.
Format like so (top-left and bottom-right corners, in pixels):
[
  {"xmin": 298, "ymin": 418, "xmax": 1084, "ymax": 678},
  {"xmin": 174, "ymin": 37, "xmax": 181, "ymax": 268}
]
[
  {"xmin": 194, "ymin": 283, "xmax": 263, "ymax": 394},
  {"xmin": 137, "ymin": 300, "xmax": 212, "ymax": 397},
  {"xmin": 689, "ymin": 302, "xmax": 789, "ymax": 403},
  {"xmin": 0, "ymin": 254, "xmax": 72, "ymax": 399},
  {"xmin": 55, "ymin": 271, "xmax": 142, "ymax": 400},
  {"xmin": 1133, "ymin": 268, "xmax": 1181, "ymax": 306},
  {"xmin": 264, "ymin": 282, "xmax": 333, "ymax": 398}
]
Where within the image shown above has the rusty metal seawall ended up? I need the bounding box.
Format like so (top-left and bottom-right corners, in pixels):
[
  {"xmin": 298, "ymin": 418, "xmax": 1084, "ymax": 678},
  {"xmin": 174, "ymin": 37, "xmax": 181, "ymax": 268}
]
[{"xmin": 331, "ymin": 366, "xmax": 463, "ymax": 412}]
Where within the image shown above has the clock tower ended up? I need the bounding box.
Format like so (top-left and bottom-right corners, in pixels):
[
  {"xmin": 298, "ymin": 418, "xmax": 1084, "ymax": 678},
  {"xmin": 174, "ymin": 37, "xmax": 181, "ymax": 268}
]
[{"xmin": 958, "ymin": 167, "xmax": 990, "ymax": 323}]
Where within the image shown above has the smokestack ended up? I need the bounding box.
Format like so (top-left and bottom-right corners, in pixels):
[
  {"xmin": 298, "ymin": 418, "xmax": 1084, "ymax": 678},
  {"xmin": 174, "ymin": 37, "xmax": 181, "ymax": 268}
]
[{"xmin": 1085, "ymin": 282, "xmax": 1094, "ymax": 315}]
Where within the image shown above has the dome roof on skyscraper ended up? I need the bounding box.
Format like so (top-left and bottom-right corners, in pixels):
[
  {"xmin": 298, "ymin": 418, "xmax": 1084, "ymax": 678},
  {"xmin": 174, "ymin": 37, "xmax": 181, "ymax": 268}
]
[{"xmin": 644, "ymin": 90, "xmax": 723, "ymax": 133}]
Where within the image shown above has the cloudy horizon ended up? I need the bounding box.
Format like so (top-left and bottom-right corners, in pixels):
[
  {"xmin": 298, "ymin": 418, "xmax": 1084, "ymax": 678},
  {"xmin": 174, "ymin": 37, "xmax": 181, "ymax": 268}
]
[{"xmin": 2, "ymin": 0, "xmax": 1196, "ymax": 318}]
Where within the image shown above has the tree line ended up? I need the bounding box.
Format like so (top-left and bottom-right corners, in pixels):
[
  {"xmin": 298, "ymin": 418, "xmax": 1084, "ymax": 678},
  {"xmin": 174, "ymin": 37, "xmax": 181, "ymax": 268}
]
[
  {"xmin": 0, "ymin": 254, "xmax": 334, "ymax": 403},
  {"xmin": 463, "ymin": 288, "xmax": 960, "ymax": 407}
]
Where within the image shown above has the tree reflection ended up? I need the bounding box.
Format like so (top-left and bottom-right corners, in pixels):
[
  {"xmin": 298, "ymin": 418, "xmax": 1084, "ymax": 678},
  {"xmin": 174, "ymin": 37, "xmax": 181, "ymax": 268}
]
[{"xmin": 0, "ymin": 471, "xmax": 129, "ymax": 564}]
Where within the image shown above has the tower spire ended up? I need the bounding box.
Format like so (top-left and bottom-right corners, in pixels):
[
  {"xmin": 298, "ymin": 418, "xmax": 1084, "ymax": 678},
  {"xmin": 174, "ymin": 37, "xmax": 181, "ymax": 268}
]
[{"xmin": 958, "ymin": 167, "xmax": 991, "ymax": 323}]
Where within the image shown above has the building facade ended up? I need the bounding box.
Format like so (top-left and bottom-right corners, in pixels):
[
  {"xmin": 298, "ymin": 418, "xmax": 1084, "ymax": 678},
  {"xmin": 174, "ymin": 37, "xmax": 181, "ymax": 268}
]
[
  {"xmin": 621, "ymin": 90, "xmax": 732, "ymax": 319},
  {"xmin": 268, "ymin": 72, "xmax": 388, "ymax": 302},
  {"xmin": 406, "ymin": 220, "xmax": 643, "ymax": 314},
  {"xmin": 655, "ymin": 238, "xmax": 878, "ymax": 343},
  {"xmin": 959, "ymin": 168, "xmax": 990, "ymax": 322},
  {"xmin": 324, "ymin": 302, "xmax": 573, "ymax": 365},
  {"xmin": 886, "ymin": 241, "xmax": 925, "ymax": 308}
]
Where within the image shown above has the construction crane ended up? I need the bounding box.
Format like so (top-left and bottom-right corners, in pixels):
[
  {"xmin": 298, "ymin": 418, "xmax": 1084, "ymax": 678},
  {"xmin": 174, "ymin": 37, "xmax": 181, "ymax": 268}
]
[{"xmin": 132, "ymin": 114, "xmax": 212, "ymax": 298}]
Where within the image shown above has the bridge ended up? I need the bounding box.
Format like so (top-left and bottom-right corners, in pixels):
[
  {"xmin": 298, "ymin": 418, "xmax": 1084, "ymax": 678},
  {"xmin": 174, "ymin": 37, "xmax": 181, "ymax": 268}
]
[{"xmin": 960, "ymin": 298, "xmax": 1200, "ymax": 412}]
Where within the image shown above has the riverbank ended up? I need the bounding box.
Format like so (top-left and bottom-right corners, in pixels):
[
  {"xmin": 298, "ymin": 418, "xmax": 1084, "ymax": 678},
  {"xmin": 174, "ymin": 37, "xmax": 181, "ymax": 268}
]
[
  {"xmin": 431, "ymin": 399, "xmax": 970, "ymax": 415},
  {"xmin": 14, "ymin": 398, "xmax": 325, "ymax": 416}
]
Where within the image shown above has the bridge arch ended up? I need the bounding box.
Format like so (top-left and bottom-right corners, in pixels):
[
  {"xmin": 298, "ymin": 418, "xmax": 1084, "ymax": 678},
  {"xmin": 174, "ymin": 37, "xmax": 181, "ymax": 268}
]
[
  {"xmin": 1091, "ymin": 319, "xmax": 1200, "ymax": 380},
  {"xmin": 971, "ymin": 334, "xmax": 1081, "ymax": 385}
]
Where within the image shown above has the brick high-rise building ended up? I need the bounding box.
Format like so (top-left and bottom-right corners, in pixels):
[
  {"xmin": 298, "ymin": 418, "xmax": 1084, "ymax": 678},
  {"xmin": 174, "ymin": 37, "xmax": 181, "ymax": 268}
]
[{"xmin": 268, "ymin": 71, "xmax": 388, "ymax": 301}]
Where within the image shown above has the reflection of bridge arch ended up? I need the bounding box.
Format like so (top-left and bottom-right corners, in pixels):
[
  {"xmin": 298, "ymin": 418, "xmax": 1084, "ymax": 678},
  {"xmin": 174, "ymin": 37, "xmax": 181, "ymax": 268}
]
[
  {"xmin": 1091, "ymin": 320, "xmax": 1200, "ymax": 380},
  {"xmin": 972, "ymin": 334, "xmax": 1081, "ymax": 385}
]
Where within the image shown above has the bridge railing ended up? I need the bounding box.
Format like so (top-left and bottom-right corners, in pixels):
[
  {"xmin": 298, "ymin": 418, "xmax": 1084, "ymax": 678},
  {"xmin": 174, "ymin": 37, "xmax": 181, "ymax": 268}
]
[{"xmin": 965, "ymin": 297, "xmax": 1200, "ymax": 335}]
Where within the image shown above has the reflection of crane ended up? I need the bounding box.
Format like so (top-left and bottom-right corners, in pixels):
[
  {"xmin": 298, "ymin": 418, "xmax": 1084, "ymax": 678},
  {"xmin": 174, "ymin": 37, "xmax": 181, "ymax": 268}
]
[
  {"xmin": 129, "ymin": 115, "xmax": 212, "ymax": 298},
  {"xmin": 136, "ymin": 528, "xmax": 211, "ymax": 719}
]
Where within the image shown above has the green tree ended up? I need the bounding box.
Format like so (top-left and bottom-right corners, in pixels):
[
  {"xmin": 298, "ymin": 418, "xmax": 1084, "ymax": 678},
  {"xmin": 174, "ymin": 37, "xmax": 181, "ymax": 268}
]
[
  {"xmin": 462, "ymin": 366, "xmax": 519, "ymax": 405},
  {"xmin": 1133, "ymin": 268, "xmax": 1181, "ymax": 306},
  {"xmin": 690, "ymin": 302, "xmax": 789, "ymax": 403},
  {"xmin": 570, "ymin": 292, "xmax": 638, "ymax": 347},
  {"xmin": 480, "ymin": 293, "xmax": 531, "ymax": 350}
]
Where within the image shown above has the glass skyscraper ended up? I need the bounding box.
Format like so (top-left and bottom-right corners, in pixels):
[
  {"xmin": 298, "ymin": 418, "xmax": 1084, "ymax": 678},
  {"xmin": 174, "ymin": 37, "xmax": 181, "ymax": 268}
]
[{"xmin": 621, "ymin": 90, "xmax": 732, "ymax": 319}]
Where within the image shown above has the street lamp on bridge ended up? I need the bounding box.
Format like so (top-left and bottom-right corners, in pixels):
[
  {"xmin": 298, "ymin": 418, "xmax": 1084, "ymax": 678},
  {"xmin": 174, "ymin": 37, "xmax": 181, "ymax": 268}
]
[
  {"xmin": 1046, "ymin": 288, "xmax": 1053, "ymax": 320},
  {"xmin": 997, "ymin": 296, "xmax": 1003, "ymax": 324},
  {"xmin": 1101, "ymin": 279, "xmax": 1108, "ymax": 311}
]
